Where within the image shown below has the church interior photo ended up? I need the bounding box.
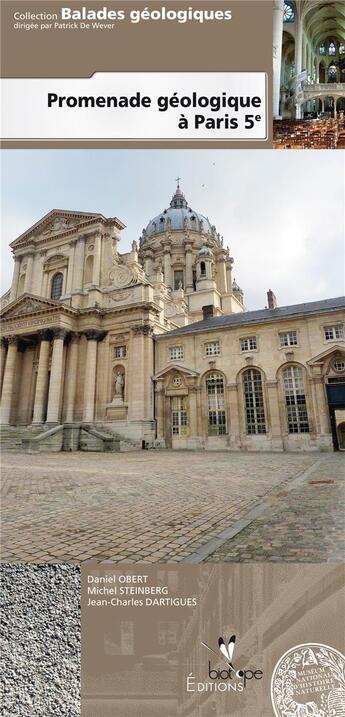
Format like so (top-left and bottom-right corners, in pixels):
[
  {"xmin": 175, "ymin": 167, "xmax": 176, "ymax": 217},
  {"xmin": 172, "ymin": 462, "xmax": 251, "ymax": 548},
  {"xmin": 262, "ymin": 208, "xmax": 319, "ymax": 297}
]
[{"xmin": 273, "ymin": 0, "xmax": 345, "ymax": 148}]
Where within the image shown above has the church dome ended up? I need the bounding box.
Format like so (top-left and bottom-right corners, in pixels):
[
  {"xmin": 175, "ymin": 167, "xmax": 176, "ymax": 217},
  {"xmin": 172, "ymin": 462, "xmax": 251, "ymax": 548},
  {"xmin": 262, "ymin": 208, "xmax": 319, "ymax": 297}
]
[{"xmin": 143, "ymin": 182, "xmax": 214, "ymax": 239}]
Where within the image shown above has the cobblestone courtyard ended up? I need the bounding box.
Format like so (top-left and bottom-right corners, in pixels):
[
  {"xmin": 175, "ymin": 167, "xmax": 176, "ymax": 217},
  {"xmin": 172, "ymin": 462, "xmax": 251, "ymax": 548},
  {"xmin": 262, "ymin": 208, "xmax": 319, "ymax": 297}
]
[{"xmin": 1, "ymin": 452, "xmax": 344, "ymax": 563}]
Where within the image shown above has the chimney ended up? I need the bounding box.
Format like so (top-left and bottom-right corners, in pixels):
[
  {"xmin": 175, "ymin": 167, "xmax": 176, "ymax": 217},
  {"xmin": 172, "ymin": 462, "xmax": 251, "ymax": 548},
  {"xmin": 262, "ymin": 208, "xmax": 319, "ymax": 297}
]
[
  {"xmin": 267, "ymin": 289, "xmax": 277, "ymax": 310},
  {"xmin": 202, "ymin": 305, "xmax": 214, "ymax": 320}
]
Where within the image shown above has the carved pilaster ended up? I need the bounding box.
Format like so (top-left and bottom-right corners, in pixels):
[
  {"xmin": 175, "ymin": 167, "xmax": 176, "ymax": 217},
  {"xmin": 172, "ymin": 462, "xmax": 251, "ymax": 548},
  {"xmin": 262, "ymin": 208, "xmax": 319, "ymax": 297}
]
[{"xmin": 132, "ymin": 325, "xmax": 154, "ymax": 337}]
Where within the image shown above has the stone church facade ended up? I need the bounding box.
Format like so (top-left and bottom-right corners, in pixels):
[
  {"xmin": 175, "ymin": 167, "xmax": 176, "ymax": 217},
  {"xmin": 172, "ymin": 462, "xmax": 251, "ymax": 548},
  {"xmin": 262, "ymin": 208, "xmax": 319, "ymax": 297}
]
[{"xmin": 1, "ymin": 184, "xmax": 344, "ymax": 452}]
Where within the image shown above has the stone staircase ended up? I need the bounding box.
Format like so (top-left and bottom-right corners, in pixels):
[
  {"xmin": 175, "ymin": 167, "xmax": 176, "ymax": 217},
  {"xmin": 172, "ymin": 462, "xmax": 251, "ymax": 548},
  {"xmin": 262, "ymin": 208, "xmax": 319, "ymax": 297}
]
[
  {"xmin": 97, "ymin": 424, "xmax": 142, "ymax": 451},
  {"xmin": 0, "ymin": 426, "xmax": 42, "ymax": 452},
  {"xmin": 0, "ymin": 423, "xmax": 144, "ymax": 453}
]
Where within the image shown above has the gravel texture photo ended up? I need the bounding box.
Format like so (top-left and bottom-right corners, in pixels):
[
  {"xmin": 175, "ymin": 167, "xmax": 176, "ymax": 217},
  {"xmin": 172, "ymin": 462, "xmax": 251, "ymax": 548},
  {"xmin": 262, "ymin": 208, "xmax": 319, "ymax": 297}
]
[{"xmin": 0, "ymin": 563, "xmax": 80, "ymax": 716}]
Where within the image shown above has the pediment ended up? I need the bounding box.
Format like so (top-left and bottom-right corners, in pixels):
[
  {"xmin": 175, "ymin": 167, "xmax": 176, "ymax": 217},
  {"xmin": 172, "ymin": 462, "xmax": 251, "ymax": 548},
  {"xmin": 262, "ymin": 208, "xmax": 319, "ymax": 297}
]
[
  {"xmin": 10, "ymin": 209, "xmax": 109, "ymax": 248},
  {"xmin": 307, "ymin": 344, "xmax": 345, "ymax": 366},
  {"xmin": 153, "ymin": 364, "xmax": 200, "ymax": 380},
  {"xmin": 0, "ymin": 294, "xmax": 63, "ymax": 319}
]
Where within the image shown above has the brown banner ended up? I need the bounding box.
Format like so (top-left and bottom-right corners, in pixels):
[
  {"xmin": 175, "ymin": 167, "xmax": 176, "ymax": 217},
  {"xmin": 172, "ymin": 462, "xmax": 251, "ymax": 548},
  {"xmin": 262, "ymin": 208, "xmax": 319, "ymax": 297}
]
[{"xmin": 0, "ymin": 0, "xmax": 273, "ymax": 147}]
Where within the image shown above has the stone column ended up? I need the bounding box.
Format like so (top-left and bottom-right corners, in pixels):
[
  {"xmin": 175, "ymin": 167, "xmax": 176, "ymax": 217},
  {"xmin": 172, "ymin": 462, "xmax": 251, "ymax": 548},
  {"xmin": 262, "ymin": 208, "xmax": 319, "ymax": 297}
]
[
  {"xmin": 0, "ymin": 338, "xmax": 7, "ymax": 394},
  {"xmin": 32, "ymin": 330, "xmax": 51, "ymax": 424},
  {"xmin": 227, "ymin": 383, "xmax": 241, "ymax": 449},
  {"xmin": 144, "ymin": 250, "xmax": 154, "ymax": 277},
  {"xmin": 226, "ymin": 259, "xmax": 233, "ymax": 293},
  {"xmin": 155, "ymin": 381, "xmax": 165, "ymax": 439},
  {"xmin": 0, "ymin": 336, "xmax": 18, "ymax": 424},
  {"xmin": 46, "ymin": 328, "xmax": 67, "ymax": 423},
  {"xmin": 185, "ymin": 243, "xmax": 194, "ymax": 291},
  {"xmin": 65, "ymin": 240, "xmax": 76, "ymax": 295},
  {"xmin": 295, "ymin": 19, "xmax": 303, "ymax": 77},
  {"xmin": 23, "ymin": 253, "xmax": 34, "ymax": 294},
  {"xmin": 188, "ymin": 387, "xmax": 198, "ymax": 437},
  {"xmin": 92, "ymin": 233, "xmax": 102, "ymax": 285},
  {"xmin": 65, "ymin": 333, "xmax": 79, "ymax": 422},
  {"xmin": 82, "ymin": 330, "xmax": 105, "ymax": 422},
  {"xmin": 333, "ymin": 100, "xmax": 337, "ymax": 119},
  {"xmin": 163, "ymin": 247, "xmax": 172, "ymax": 289},
  {"xmin": 217, "ymin": 254, "xmax": 227, "ymax": 294},
  {"xmin": 302, "ymin": 34, "xmax": 307, "ymax": 71},
  {"xmin": 72, "ymin": 236, "xmax": 86, "ymax": 291},
  {"xmin": 273, "ymin": 0, "xmax": 284, "ymax": 119},
  {"xmin": 10, "ymin": 257, "xmax": 21, "ymax": 302},
  {"xmin": 266, "ymin": 380, "xmax": 283, "ymax": 450},
  {"xmin": 312, "ymin": 378, "xmax": 330, "ymax": 435},
  {"xmin": 128, "ymin": 326, "xmax": 147, "ymax": 420}
]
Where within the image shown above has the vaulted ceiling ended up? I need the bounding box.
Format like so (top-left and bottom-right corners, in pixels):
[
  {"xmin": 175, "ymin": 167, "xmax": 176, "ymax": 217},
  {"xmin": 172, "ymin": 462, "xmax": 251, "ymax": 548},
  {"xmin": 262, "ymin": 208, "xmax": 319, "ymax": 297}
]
[{"xmin": 302, "ymin": 1, "xmax": 345, "ymax": 46}]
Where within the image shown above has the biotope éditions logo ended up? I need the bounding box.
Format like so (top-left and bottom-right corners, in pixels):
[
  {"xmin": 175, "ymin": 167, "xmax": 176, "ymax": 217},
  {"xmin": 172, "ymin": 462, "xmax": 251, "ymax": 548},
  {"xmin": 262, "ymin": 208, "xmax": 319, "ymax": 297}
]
[{"xmin": 186, "ymin": 633, "xmax": 264, "ymax": 694}]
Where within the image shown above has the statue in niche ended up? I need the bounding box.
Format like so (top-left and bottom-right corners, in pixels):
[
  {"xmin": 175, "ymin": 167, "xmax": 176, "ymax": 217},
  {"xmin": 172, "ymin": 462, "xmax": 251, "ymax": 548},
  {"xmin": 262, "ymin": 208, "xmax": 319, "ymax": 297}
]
[
  {"xmin": 131, "ymin": 240, "xmax": 138, "ymax": 253},
  {"xmin": 113, "ymin": 370, "xmax": 125, "ymax": 401}
]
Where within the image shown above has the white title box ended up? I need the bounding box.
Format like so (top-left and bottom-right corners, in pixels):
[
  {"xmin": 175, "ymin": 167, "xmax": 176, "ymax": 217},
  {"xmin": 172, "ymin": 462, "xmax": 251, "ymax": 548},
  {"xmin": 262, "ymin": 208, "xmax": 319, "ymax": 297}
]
[{"xmin": 1, "ymin": 72, "xmax": 267, "ymax": 140}]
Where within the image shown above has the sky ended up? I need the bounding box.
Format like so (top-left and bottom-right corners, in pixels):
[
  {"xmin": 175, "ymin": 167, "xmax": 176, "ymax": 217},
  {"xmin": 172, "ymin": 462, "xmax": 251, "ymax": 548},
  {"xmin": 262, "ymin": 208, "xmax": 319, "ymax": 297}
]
[{"xmin": 1, "ymin": 149, "xmax": 344, "ymax": 310}]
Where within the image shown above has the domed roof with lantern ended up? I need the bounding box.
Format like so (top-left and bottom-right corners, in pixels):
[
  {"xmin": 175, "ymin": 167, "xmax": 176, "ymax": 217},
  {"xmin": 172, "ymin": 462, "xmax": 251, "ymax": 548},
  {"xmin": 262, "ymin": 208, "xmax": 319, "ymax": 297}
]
[{"xmin": 142, "ymin": 180, "xmax": 214, "ymax": 239}]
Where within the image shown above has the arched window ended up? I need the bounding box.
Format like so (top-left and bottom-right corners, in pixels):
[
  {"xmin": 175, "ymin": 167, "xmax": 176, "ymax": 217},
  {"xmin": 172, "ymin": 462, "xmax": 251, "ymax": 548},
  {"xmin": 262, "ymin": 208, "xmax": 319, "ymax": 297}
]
[
  {"xmin": 339, "ymin": 44, "xmax": 345, "ymax": 55},
  {"xmin": 319, "ymin": 44, "xmax": 326, "ymax": 55},
  {"xmin": 283, "ymin": 1, "xmax": 295, "ymax": 22},
  {"xmin": 328, "ymin": 42, "xmax": 336, "ymax": 56},
  {"xmin": 200, "ymin": 261, "xmax": 206, "ymax": 277},
  {"xmin": 242, "ymin": 369, "xmax": 266, "ymax": 435},
  {"xmin": 206, "ymin": 372, "xmax": 226, "ymax": 435},
  {"xmin": 282, "ymin": 366, "xmax": 309, "ymax": 433},
  {"xmin": 51, "ymin": 272, "xmax": 63, "ymax": 300}
]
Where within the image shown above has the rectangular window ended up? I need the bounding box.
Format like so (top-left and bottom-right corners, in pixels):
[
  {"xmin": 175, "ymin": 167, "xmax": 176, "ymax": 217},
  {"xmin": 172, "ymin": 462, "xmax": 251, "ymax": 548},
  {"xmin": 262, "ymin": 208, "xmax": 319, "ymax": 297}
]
[
  {"xmin": 279, "ymin": 331, "xmax": 298, "ymax": 347},
  {"xmin": 171, "ymin": 396, "xmax": 188, "ymax": 436},
  {"xmin": 324, "ymin": 325, "xmax": 344, "ymax": 341},
  {"xmin": 240, "ymin": 336, "xmax": 257, "ymax": 352},
  {"xmin": 243, "ymin": 369, "xmax": 266, "ymax": 435},
  {"xmin": 283, "ymin": 366, "xmax": 309, "ymax": 433},
  {"xmin": 206, "ymin": 373, "xmax": 226, "ymax": 435},
  {"xmin": 170, "ymin": 345, "xmax": 184, "ymax": 361},
  {"xmin": 174, "ymin": 270, "xmax": 184, "ymax": 290},
  {"xmin": 205, "ymin": 341, "xmax": 220, "ymax": 356},
  {"xmin": 113, "ymin": 345, "xmax": 127, "ymax": 358}
]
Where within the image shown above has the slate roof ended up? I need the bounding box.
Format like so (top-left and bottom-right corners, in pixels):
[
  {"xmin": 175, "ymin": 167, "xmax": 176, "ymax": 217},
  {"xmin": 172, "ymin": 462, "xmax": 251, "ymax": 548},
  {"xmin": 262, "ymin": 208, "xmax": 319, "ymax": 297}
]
[{"xmin": 157, "ymin": 296, "xmax": 345, "ymax": 338}]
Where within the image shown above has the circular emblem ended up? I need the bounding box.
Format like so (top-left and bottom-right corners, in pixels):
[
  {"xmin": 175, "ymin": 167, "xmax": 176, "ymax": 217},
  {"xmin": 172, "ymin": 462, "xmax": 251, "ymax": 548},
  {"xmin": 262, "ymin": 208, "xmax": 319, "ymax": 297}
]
[
  {"xmin": 109, "ymin": 266, "xmax": 133, "ymax": 289},
  {"xmin": 271, "ymin": 643, "xmax": 345, "ymax": 717}
]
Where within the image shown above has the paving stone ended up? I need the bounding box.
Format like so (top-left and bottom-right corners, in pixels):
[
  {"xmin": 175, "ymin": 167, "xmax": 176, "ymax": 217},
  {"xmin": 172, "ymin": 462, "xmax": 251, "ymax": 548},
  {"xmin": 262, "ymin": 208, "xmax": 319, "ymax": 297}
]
[{"xmin": 1, "ymin": 451, "xmax": 343, "ymax": 563}]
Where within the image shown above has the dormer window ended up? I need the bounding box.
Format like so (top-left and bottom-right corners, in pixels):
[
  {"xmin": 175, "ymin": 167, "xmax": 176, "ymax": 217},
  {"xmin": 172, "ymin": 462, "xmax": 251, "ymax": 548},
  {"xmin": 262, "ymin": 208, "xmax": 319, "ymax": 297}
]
[
  {"xmin": 324, "ymin": 325, "xmax": 344, "ymax": 341},
  {"xmin": 51, "ymin": 272, "xmax": 63, "ymax": 300}
]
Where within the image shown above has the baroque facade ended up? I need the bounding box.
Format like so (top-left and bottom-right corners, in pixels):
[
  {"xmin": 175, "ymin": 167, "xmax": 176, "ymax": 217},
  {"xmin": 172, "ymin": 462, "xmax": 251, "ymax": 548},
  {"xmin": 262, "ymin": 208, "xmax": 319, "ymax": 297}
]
[{"xmin": 1, "ymin": 183, "xmax": 345, "ymax": 452}]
